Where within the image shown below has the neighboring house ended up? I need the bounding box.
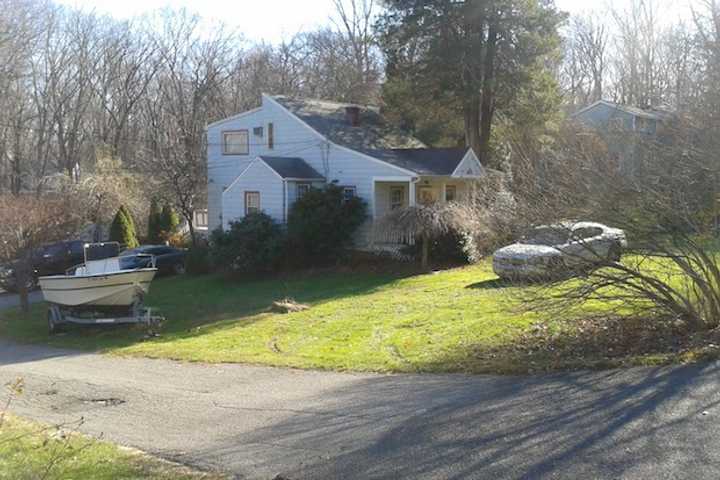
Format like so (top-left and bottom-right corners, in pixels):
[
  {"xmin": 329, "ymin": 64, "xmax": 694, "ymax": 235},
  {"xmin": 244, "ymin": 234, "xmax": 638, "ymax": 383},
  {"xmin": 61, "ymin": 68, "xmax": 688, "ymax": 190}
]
[
  {"xmin": 207, "ymin": 94, "xmax": 484, "ymax": 246},
  {"xmin": 572, "ymin": 99, "xmax": 675, "ymax": 173}
]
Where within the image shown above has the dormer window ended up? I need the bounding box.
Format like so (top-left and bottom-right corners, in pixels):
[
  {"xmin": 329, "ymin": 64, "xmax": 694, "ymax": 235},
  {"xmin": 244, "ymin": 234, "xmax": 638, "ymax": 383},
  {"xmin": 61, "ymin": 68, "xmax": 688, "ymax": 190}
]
[{"xmin": 223, "ymin": 130, "xmax": 249, "ymax": 155}]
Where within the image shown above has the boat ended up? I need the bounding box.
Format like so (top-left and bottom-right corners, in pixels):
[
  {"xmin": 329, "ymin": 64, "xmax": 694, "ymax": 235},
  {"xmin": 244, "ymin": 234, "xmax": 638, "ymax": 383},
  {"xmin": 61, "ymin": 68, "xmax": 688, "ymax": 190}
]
[{"xmin": 38, "ymin": 255, "xmax": 158, "ymax": 307}]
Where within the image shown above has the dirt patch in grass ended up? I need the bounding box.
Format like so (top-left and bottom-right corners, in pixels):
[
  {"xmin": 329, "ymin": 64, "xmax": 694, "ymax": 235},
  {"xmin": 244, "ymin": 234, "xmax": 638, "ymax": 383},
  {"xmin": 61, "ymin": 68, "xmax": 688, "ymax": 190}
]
[
  {"xmin": 479, "ymin": 315, "xmax": 720, "ymax": 373},
  {"xmin": 270, "ymin": 298, "xmax": 309, "ymax": 314}
]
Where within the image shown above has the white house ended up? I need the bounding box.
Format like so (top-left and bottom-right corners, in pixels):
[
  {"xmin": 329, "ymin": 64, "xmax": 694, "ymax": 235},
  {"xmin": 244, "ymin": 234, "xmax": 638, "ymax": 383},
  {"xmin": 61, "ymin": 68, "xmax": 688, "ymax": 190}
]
[{"xmin": 207, "ymin": 94, "xmax": 485, "ymax": 245}]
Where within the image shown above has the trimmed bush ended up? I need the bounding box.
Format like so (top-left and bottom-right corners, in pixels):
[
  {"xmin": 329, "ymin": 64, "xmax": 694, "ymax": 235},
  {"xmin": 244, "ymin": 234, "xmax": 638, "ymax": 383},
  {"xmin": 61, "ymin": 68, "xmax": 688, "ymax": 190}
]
[
  {"xmin": 109, "ymin": 206, "xmax": 139, "ymax": 248},
  {"xmin": 147, "ymin": 199, "xmax": 162, "ymax": 243},
  {"xmin": 159, "ymin": 204, "xmax": 180, "ymax": 238},
  {"xmin": 119, "ymin": 205, "xmax": 137, "ymax": 238},
  {"xmin": 210, "ymin": 213, "xmax": 285, "ymax": 276},
  {"xmin": 287, "ymin": 185, "xmax": 367, "ymax": 265}
]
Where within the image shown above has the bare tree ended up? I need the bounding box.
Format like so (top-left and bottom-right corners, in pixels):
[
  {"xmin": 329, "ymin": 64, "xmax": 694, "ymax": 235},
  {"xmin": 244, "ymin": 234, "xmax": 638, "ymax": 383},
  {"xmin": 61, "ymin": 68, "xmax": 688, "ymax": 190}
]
[
  {"xmin": 509, "ymin": 118, "xmax": 720, "ymax": 332},
  {"xmin": 140, "ymin": 11, "xmax": 235, "ymax": 245},
  {"xmin": 561, "ymin": 15, "xmax": 608, "ymax": 108},
  {"xmin": 0, "ymin": 195, "xmax": 82, "ymax": 313}
]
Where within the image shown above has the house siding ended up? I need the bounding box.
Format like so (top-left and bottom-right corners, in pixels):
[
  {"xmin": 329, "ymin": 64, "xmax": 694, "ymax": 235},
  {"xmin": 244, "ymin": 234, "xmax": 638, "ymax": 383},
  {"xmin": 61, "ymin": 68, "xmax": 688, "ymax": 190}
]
[
  {"xmin": 222, "ymin": 159, "xmax": 284, "ymax": 229},
  {"xmin": 574, "ymin": 102, "xmax": 650, "ymax": 175},
  {"xmin": 208, "ymin": 94, "xmax": 412, "ymax": 235}
]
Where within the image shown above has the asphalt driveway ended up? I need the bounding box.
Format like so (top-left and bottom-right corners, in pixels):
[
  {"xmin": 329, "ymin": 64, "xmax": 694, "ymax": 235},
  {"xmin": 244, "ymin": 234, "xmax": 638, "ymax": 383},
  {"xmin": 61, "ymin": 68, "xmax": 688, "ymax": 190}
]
[
  {"xmin": 0, "ymin": 290, "xmax": 43, "ymax": 310},
  {"xmin": 1, "ymin": 340, "xmax": 719, "ymax": 479}
]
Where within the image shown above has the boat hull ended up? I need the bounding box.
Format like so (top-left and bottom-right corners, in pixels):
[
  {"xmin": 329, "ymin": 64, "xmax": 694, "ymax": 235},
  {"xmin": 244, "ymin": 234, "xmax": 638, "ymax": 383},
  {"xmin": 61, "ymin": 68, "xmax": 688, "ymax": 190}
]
[{"xmin": 38, "ymin": 269, "xmax": 157, "ymax": 307}]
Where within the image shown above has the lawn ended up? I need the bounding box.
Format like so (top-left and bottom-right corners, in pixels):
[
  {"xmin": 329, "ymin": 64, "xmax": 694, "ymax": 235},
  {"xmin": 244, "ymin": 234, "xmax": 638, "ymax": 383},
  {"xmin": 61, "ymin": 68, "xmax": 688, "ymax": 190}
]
[
  {"xmin": 0, "ymin": 414, "xmax": 222, "ymax": 480},
  {"xmin": 0, "ymin": 260, "xmax": 708, "ymax": 374}
]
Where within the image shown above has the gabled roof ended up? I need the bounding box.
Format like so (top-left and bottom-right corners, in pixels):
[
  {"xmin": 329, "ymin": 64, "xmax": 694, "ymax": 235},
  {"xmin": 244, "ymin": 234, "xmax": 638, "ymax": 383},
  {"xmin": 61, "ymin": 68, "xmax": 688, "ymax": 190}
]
[
  {"xmin": 271, "ymin": 95, "xmax": 426, "ymax": 150},
  {"xmin": 259, "ymin": 156, "xmax": 324, "ymax": 180},
  {"xmin": 360, "ymin": 148, "xmax": 473, "ymax": 176},
  {"xmin": 573, "ymin": 100, "xmax": 674, "ymax": 121}
]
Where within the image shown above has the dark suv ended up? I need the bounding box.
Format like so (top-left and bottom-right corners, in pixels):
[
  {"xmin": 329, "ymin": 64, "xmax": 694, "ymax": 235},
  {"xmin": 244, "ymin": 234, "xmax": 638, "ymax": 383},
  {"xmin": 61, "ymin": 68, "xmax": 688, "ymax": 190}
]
[
  {"xmin": 120, "ymin": 245, "xmax": 187, "ymax": 275},
  {"xmin": 0, "ymin": 240, "xmax": 86, "ymax": 293}
]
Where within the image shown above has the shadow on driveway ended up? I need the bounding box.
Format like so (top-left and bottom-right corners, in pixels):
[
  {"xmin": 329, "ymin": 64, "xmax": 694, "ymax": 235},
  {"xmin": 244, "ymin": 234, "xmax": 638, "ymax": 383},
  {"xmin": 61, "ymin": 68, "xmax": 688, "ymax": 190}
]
[{"xmin": 199, "ymin": 362, "xmax": 720, "ymax": 479}]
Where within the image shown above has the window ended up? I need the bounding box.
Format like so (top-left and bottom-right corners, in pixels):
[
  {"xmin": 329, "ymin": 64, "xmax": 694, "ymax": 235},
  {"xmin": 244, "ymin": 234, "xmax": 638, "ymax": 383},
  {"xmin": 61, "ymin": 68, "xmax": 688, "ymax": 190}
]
[
  {"xmin": 390, "ymin": 186, "xmax": 405, "ymax": 210},
  {"xmin": 223, "ymin": 130, "xmax": 249, "ymax": 155},
  {"xmin": 193, "ymin": 209, "xmax": 209, "ymax": 230},
  {"xmin": 268, "ymin": 122, "xmax": 274, "ymax": 150},
  {"xmin": 635, "ymin": 117, "xmax": 653, "ymax": 132},
  {"xmin": 445, "ymin": 185, "xmax": 457, "ymax": 202},
  {"xmin": 342, "ymin": 186, "xmax": 357, "ymax": 203},
  {"xmin": 253, "ymin": 126, "xmax": 264, "ymax": 137},
  {"xmin": 296, "ymin": 183, "xmax": 311, "ymax": 200},
  {"xmin": 245, "ymin": 191, "xmax": 260, "ymax": 215}
]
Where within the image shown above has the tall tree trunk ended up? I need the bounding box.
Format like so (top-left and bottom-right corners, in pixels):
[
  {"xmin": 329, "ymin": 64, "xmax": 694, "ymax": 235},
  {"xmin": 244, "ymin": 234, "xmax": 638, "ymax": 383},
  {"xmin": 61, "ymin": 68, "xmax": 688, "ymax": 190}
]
[
  {"xmin": 479, "ymin": 23, "xmax": 498, "ymax": 167},
  {"xmin": 421, "ymin": 232, "xmax": 430, "ymax": 271},
  {"xmin": 16, "ymin": 259, "xmax": 31, "ymax": 314},
  {"xmin": 464, "ymin": 97, "xmax": 482, "ymax": 157}
]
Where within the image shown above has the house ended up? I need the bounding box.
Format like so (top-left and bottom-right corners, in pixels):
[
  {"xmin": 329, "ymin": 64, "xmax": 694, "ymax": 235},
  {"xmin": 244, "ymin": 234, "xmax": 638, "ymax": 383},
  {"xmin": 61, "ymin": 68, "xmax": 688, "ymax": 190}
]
[
  {"xmin": 572, "ymin": 99, "xmax": 675, "ymax": 173},
  {"xmin": 206, "ymin": 94, "xmax": 484, "ymax": 245}
]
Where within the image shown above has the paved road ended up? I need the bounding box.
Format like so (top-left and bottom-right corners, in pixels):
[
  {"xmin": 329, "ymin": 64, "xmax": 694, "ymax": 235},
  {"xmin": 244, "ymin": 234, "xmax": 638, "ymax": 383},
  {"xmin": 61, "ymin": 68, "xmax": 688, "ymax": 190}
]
[
  {"xmin": 1, "ymin": 340, "xmax": 719, "ymax": 480},
  {"xmin": 0, "ymin": 290, "xmax": 43, "ymax": 310}
]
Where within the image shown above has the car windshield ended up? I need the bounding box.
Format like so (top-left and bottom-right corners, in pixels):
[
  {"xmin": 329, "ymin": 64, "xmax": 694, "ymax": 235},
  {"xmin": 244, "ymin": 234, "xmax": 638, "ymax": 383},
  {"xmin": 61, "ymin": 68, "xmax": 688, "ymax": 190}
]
[
  {"xmin": 42, "ymin": 243, "xmax": 66, "ymax": 256},
  {"xmin": 523, "ymin": 227, "xmax": 569, "ymax": 246},
  {"xmin": 118, "ymin": 255, "xmax": 152, "ymax": 270}
]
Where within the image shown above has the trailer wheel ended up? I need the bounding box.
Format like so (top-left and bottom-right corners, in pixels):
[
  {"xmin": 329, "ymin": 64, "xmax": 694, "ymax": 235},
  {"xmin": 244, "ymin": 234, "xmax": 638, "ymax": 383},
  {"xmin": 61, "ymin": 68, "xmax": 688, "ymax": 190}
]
[{"xmin": 47, "ymin": 306, "xmax": 64, "ymax": 335}]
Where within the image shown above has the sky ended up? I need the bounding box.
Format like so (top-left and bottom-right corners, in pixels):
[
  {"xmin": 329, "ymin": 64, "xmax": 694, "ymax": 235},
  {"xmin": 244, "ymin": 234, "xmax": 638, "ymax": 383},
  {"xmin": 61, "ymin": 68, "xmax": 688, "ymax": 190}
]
[{"xmin": 55, "ymin": 0, "xmax": 693, "ymax": 44}]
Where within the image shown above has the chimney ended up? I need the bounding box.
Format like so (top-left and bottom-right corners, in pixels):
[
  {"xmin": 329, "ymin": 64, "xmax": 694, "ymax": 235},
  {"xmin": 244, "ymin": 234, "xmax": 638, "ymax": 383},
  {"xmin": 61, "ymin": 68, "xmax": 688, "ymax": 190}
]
[{"xmin": 345, "ymin": 106, "xmax": 361, "ymax": 127}]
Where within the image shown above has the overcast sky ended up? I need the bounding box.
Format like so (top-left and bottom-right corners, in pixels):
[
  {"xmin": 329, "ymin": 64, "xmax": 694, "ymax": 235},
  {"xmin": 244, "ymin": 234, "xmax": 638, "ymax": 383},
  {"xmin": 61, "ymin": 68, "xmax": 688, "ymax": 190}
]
[{"xmin": 55, "ymin": 0, "xmax": 694, "ymax": 44}]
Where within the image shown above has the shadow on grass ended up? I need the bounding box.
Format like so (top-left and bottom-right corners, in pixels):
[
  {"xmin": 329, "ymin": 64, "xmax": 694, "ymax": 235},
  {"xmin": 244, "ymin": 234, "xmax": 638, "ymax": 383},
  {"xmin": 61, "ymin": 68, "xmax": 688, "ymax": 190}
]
[
  {"xmin": 191, "ymin": 361, "xmax": 720, "ymax": 479},
  {"xmin": 465, "ymin": 278, "xmax": 512, "ymax": 289},
  {"xmin": 0, "ymin": 269, "xmax": 410, "ymax": 353}
]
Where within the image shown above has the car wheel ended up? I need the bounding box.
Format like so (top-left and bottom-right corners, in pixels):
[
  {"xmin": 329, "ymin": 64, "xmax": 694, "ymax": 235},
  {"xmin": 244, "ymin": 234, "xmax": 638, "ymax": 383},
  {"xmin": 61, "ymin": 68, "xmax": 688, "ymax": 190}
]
[{"xmin": 173, "ymin": 263, "xmax": 186, "ymax": 275}]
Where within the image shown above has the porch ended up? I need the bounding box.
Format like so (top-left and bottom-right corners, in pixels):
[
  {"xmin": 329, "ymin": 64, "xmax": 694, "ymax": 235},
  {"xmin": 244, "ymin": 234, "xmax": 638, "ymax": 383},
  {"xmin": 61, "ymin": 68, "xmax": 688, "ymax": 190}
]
[{"xmin": 370, "ymin": 176, "xmax": 472, "ymax": 246}]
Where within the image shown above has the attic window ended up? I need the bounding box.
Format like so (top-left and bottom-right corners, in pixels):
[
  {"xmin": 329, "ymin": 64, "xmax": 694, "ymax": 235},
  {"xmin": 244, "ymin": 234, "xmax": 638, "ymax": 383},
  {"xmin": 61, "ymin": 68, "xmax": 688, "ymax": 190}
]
[
  {"xmin": 223, "ymin": 130, "xmax": 249, "ymax": 155},
  {"xmin": 253, "ymin": 127, "xmax": 264, "ymax": 137}
]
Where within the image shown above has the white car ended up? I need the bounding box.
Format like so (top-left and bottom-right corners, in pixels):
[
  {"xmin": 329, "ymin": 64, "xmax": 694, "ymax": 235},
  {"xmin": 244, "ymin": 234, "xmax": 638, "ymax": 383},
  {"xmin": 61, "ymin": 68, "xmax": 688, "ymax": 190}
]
[{"xmin": 492, "ymin": 222, "xmax": 627, "ymax": 281}]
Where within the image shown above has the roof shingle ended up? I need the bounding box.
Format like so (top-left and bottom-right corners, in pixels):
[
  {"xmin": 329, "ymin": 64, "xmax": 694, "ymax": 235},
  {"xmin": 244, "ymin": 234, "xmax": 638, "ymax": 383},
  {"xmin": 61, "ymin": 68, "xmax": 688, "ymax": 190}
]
[
  {"xmin": 361, "ymin": 148, "xmax": 471, "ymax": 176},
  {"xmin": 260, "ymin": 156, "xmax": 325, "ymax": 180},
  {"xmin": 272, "ymin": 96, "xmax": 426, "ymax": 150}
]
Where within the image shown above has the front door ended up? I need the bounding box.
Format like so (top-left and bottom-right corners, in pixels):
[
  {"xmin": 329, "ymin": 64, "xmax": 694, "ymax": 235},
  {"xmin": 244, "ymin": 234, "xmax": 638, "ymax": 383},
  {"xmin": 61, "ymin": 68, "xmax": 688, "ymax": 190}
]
[
  {"xmin": 418, "ymin": 185, "xmax": 437, "ymax": 204},
  {"xmin": 390, "ymin": 186, "xmax": 405, "ymax": 210}
]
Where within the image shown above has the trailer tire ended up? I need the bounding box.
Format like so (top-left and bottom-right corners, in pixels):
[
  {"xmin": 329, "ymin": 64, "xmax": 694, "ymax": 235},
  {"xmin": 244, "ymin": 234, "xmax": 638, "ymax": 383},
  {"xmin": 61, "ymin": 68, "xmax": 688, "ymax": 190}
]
[{"xmin": 47, "ymin": 306, "xmax": 64, "ymax": 335}]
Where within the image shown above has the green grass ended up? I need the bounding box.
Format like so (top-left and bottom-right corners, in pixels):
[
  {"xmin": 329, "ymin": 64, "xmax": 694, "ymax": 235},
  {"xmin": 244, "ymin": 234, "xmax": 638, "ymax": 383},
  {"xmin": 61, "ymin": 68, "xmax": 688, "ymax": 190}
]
[
  {"xmin": 0, "ymin": 260, "xmax": 703, "ymax": 374},
  {"xmin": 0, "ymin": 415, "xmax": 222, "ymax": 479}
]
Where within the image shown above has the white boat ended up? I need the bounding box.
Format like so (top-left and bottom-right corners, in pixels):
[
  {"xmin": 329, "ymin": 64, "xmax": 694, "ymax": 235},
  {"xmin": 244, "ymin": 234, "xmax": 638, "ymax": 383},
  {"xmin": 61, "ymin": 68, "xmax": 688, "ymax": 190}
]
[{"xmin": 38, "ymin": 256, "xmax": 158, "ymax": 307}]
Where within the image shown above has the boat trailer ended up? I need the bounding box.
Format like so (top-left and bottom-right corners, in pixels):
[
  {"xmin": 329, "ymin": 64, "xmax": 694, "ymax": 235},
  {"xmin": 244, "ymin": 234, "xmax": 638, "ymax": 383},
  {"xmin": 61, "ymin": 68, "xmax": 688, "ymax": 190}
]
[{"xmin": 47, "ymin": 301, "xmax": 164, "ymax": 335}]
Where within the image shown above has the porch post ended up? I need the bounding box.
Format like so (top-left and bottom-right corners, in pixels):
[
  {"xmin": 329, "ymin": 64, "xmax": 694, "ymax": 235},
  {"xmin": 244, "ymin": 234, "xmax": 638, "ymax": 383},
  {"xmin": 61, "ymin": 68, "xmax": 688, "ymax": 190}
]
[
  {"xmin": 409, "ymin": 180, "xmax": 416, "ymax": 207},
  {"xmin": 441, "ymin": 181, "xmax": 447, "ymax": 203}
]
